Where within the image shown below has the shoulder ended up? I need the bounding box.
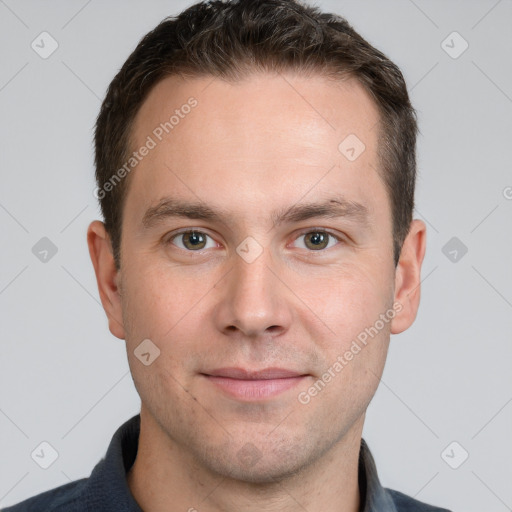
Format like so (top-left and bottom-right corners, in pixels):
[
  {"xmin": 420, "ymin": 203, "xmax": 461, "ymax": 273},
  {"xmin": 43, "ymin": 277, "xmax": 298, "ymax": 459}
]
[
  {"xmin": 2, "ymin": 414, "xmax": 142, "ymax": 512},
  {"xmin": 386, "ymin": 488, "xmax": 453, "ymax": 512},
  {"xmin": 1, "ymin": 479, "xmax": 90, "ymax": 512}
]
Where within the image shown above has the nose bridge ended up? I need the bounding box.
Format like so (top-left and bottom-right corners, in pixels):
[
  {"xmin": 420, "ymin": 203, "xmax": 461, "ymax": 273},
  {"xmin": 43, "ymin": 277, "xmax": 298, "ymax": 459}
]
[
  {"xmin": 215, "ymin": 243, "xmax": 291, "ymax": 338},
  {"xmin": 235, "ymin": 245, "xmax": 273, "ymax": 299}
]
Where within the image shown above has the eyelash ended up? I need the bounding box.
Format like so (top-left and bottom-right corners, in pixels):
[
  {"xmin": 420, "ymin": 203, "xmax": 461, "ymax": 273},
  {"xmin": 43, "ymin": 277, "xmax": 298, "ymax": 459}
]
[{"xmin": 165, "ymin": 228, "xmax": 344, "ymax": 253}]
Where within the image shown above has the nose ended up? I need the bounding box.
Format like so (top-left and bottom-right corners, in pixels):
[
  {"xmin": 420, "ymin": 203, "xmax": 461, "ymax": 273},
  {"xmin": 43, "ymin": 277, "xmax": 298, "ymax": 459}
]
[{"xmin": 212, "ymin": 246, "xmax": 293, "ymax": 340}]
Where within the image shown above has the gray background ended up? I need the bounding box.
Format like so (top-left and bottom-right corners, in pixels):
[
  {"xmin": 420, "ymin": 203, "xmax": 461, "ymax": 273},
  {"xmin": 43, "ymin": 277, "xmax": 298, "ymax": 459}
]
[{"xmin": 1, "ymin": 1, "xmax": 511, "ymax": 511}]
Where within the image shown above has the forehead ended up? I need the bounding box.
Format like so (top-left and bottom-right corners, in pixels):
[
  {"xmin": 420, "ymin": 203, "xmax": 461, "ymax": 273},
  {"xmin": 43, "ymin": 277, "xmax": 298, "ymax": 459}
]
[
  {"xmin": 132, "ymin": 71, "xmax": 379, "ymax": 152},
  {"xmin": 124, "ymin": 71, "xmax": 385, "ymax": 228}
]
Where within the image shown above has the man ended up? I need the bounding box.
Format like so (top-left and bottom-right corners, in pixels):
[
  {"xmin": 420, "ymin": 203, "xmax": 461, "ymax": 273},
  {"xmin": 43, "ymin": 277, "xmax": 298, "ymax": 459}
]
[{"xmin": 3, "ymin": 0, "xmax": 452, "ymax": 510}]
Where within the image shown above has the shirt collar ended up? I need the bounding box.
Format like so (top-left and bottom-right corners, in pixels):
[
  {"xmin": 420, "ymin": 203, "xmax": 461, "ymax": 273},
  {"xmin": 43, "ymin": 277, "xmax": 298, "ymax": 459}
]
[
  {"xmin": 85, "ymin": 414, "xmax": 143, "ymax": 511},
  {"xmin": 95, "ymin": 414, "xmax": 396, "ymax": 512},
  {"xmin": 359, "ymin": 438, "xmax": 398, "ymax": 512}
]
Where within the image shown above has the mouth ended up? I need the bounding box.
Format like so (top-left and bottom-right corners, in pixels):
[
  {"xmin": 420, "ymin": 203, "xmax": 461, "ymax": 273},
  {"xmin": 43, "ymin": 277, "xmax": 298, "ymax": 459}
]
[{"xmin": 200, "ymin": 367, "xmax": 310, "ymax": 401}]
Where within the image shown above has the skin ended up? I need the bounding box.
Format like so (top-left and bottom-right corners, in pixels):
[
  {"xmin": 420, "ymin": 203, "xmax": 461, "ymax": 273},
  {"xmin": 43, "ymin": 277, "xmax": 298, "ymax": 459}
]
[{"xmin": 88, "ymin": 71, "xmax": 426, "ymax": 512}]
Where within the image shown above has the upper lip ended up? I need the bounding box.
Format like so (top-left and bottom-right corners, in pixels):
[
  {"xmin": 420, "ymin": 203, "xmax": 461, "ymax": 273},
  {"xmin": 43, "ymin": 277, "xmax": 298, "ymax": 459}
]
[{"xmin": 203, "ymin": 367, "xmax": 307, "ymax": 380}]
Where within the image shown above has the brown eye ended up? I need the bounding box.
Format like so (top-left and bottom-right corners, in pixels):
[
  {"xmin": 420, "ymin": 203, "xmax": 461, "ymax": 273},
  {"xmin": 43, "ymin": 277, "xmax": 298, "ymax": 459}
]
[
  {"xmin": 169, "ymin": 230, "xmax": 214, "ymax": 251},
  {"xmin": 304, "ymin": 232, "xmax": 329, "ymax": 250},
  {"xmin": 293, "ymin": 230, "xmax": 341, "ymax": 251}
]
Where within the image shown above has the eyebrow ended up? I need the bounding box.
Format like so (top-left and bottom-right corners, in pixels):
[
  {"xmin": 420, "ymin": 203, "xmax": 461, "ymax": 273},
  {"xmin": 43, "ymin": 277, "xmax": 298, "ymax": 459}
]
[{"xmin": 141, "ymin": 195, "xmax": 369, "ymax": 230}]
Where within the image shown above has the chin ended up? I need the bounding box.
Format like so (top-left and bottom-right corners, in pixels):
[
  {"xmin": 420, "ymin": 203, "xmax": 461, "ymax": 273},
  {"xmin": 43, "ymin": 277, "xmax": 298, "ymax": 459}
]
[
  {"xmin": 198, "ymin": 435, "xmax": 320, "ymax": 485},
  {"xmin": 209, "ymin": 455, "xmax": 304, "ymax": 485}
]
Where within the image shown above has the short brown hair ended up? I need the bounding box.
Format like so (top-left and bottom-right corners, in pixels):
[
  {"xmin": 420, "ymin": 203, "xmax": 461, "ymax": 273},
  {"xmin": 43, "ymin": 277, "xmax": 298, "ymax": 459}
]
[{"xmin": 94, "ymin": 0, "xmax": 418, "ymax": 269}]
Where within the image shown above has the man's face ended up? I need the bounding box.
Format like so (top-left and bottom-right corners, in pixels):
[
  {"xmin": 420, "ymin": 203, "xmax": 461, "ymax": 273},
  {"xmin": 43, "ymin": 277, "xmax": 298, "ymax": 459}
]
[{"xmin": 113, "ymin": 72, "xmax": 401, "ymax": 481}]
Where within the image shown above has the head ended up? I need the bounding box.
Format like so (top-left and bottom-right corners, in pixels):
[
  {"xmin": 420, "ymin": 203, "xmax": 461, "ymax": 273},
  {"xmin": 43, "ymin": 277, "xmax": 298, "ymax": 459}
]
[{"xmin": 88, "ymin": 0, "xmax": 426, "ymax": 484}]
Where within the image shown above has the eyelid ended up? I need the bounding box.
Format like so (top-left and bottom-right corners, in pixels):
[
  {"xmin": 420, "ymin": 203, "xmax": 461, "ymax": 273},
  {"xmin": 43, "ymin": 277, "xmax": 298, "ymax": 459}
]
[{"xmin": 293, "ymin": 227, "xmax": 343, "ymax": 240}]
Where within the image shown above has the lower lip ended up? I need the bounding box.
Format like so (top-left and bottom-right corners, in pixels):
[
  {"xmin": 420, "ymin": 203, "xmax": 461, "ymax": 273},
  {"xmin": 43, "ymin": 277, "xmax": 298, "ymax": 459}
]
[{"xmin": 203, "ymin": 375, "xmax": 308, "ymax": 400}]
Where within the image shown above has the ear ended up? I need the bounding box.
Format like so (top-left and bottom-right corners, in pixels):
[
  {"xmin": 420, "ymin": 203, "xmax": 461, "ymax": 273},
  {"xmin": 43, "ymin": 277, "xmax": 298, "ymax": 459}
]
[
  {"xmin": 87, "ymin": 220, "xmax": 126, "ymax": 339},
  {"xmin": 390, "ymin": 219, "xmax": 427, "ymax": 334}
]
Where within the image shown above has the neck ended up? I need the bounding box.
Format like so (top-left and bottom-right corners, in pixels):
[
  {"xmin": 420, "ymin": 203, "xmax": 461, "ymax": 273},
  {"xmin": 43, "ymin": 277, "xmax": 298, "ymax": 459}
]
[{"xmin": 127, "ymin": 405, "xmax": 363, "ymax": 512}]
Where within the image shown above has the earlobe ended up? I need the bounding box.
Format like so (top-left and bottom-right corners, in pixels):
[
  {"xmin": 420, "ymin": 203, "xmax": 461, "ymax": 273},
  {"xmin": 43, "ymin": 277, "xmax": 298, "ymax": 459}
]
[
  {"xmin": 390, "ymin": 219, "xmax": 427, "ymax": 335},
  {"xmin": 87, "ymin": 220, "xmax": 126, "ymax": 340}
]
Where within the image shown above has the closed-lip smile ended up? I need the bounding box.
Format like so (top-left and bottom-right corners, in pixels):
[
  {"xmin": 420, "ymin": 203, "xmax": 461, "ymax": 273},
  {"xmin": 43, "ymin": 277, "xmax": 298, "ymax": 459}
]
[{"xmin": 201, "ymin": 367, "xmax": 309, "ymax": 400}]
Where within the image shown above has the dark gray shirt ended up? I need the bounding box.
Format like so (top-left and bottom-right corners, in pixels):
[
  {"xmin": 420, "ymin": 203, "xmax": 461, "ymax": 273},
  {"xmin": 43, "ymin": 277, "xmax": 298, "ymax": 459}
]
[{"xmin": 2, "ymin": 414, "xmax": 451, "ymax": 511}]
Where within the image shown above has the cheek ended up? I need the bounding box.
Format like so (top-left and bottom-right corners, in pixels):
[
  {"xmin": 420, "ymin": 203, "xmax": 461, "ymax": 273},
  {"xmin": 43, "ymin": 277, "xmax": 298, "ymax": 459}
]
[
  {"xmin": 120, "ymin": 262, "xmax": 222, "ymax": 382},
  {"xmin": 305, "ymin": 262, "xmax": 393, "ymax": 345},
  {"xmin": 296, "ymin": 283, "xmax": 392, "ymax": 420},
  {"xmin": 121, "ymin": 262, "xmax": 199, "ymax": 339},
  {"xmin": 318, "ymin": 264, "xmax": 393, "ymax": 394}
]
